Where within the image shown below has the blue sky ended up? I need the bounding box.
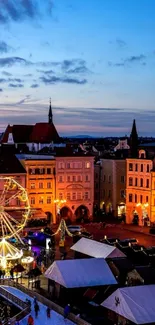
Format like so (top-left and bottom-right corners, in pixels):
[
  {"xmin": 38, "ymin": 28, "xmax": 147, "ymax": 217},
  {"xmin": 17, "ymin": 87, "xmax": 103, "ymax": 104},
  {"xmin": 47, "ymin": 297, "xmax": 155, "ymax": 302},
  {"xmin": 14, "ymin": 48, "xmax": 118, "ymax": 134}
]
[{"xmin": 0, "ymin": 0, "xmax": 155, "ymax": 136}]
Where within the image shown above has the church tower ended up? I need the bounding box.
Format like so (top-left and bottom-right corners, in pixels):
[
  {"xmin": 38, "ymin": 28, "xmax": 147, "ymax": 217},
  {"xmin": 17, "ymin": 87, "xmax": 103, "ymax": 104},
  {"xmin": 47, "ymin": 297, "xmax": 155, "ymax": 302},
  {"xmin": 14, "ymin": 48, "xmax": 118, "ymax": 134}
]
[
  {"xmin": 130, "ymin": 119, "xmax": 138, "ymax": 158},
  {"xmin": 48, "ymin": 98, "xmax": 53, "ymax": 124}
]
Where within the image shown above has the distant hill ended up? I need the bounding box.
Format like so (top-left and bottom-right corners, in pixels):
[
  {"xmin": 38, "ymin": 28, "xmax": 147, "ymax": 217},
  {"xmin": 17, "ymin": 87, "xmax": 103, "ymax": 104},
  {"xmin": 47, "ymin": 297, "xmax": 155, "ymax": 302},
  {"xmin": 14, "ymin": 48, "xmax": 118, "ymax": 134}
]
[{"xmin": 70, "ymin": 135, "xmax": 93, "ymax": 138}]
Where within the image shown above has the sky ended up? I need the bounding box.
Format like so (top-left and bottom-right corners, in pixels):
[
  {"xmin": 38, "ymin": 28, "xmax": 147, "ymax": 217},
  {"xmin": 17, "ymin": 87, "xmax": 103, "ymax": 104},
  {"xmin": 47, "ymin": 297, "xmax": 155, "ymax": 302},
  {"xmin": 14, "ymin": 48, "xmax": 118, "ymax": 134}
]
[{"xmin": 0, "ymin": 0, "xmax": 155, "ymax": 136}]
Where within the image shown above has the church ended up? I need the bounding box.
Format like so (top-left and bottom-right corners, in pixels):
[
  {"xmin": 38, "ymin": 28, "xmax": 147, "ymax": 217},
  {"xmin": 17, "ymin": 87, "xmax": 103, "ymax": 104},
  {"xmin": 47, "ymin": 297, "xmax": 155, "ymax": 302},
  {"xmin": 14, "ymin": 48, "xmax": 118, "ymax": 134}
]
[{"xmin": 0, "ymin": 100, "xmax": 61, "ymax": 152}]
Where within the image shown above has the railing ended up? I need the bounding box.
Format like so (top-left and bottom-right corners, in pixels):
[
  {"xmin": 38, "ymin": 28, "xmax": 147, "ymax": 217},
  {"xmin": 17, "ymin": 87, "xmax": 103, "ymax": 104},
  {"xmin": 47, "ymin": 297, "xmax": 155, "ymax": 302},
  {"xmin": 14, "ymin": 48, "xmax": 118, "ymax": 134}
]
[
  {"xmin": 0, "ymin": 284, "xmax": 30, "ymax": 324},
  {"xmin": 0, "ymin": 279, "xmax": 90, "ymax": 325}
]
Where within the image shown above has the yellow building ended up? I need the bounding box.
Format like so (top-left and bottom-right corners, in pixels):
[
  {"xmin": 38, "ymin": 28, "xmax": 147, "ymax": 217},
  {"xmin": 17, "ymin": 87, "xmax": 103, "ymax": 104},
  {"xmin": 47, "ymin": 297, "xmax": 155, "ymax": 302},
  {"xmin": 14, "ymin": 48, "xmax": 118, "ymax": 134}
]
[
  {"xmin": 18, "ymin": 154, "xmax": 56, "ymax": 224},
  {"xmin": 126, "ymin": 150, "xmax": 153, "ymax": 225}
]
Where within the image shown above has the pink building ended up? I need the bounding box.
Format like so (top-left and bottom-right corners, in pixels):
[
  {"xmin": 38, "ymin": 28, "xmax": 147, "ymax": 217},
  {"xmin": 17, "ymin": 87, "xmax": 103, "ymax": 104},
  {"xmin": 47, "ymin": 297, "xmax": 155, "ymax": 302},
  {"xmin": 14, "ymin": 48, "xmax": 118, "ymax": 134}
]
[{"xmin": 56, "ymin": 154, "xmax": 94, "ymax": 222}]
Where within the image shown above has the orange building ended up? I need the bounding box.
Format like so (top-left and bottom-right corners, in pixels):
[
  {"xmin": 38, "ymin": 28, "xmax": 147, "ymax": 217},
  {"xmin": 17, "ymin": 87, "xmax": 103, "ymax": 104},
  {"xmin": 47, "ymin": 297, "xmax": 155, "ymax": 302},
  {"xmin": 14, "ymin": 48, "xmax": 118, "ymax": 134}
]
[
  {"xmin": 18, "ymin": 154, "xmax": 56, "ymax": 223},
  {"xmin": 126, "ymin": 150, "xmax": 153, "ymax": 225},
  {"xmin": 55, "ymin": 154, "xmax": 94, "ymax": 222}
]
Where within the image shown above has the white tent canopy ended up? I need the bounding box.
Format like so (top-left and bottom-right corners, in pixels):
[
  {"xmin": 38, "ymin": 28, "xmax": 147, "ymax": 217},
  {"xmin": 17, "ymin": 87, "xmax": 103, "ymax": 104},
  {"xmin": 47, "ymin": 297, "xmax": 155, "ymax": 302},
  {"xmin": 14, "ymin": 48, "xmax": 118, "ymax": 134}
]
[
  {"xmin": 101, "ymin": 285, "xmax": 155, "ymax": 324},
  {"xmin": 45, "ymin": 258, "xmax": 117, "ymax": 288},
  {"xmin": 71, "ymin": 238, "xmax": 125, "ymax": 259}
]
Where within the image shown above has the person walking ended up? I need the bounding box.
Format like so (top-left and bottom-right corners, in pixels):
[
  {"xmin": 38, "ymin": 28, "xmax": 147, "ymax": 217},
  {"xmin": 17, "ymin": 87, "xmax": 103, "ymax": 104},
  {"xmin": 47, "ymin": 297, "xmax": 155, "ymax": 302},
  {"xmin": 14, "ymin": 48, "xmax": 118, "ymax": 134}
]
[
  {"xmin": 64, "ymin": 304, "xmax": 70, "ymax": 319},
  {"xmin": 46, "ymin": 307, "xmax": 51, "ymax": 318},
  {"xmin": 34, "ymin": 302, "xmax": 39, "ymax": 318},
  {"xmin": 14, "ymin": 319, "xmax": 20, "ymax": 325},
  {"xmin": 27, "ymin": 314, "xmax": 34, "ymax": 325}
]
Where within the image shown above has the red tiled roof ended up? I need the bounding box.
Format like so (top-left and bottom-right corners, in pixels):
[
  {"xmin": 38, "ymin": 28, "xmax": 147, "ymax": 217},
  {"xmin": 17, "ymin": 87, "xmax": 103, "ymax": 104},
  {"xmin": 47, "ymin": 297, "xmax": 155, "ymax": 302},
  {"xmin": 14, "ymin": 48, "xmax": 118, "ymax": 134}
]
[
  {"xmin": 1, "ymin": 122, "xmax": 60, "ymax": 144},
  {"xmin": 29, "ymin": 122, "xmax": 60, "ymax": 143}
]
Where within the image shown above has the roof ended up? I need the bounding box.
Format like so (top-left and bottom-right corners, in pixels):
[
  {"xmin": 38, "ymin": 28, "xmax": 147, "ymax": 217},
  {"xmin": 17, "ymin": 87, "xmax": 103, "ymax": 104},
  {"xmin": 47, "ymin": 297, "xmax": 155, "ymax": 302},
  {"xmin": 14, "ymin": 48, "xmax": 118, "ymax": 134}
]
[
  {"xmin": 135, "ymin": 266, "xmax": 155, "ymax": 284},
  {"xmin": 0, "ymin": 154, "xmax": 26, "ymax": 174},
  {"xmin": 45, "ymin": 258, "xmax": 117, "ymax": 288},
  {"xmin": 29, "ymin": 123, "xmax": 60, "ymax": 143},
  {"xmin": 1, "ymin": 122, "xmax": 60, "ymax": 144},
  {"xmin": 71, "ymin": 238, "xmax": 125, "ymax": 259},
  {"xmin": 101, "ymin": 285, "xmax": 155, "ymax": 324},
  {"xmin": 16, "ymin": 154, "xmax": 55, "ymax": 160}
]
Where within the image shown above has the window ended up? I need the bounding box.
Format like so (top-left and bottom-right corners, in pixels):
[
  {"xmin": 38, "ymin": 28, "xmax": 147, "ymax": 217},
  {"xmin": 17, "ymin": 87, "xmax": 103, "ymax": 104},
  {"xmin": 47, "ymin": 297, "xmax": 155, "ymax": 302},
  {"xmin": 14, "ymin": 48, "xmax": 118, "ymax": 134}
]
[
  {"xmin": 141, "ymin": 164, "xmax": 143, "ymax": 172},
  {"xmin": 58, "ymin": 162, "xmax": 64, "ymax": 169},
  {"xmin": 85, "ymin": 192, "xmax": 89, "ymax": 199},
  {"xmin": 77, "ymin": 175, "xmax": 82, "ymax": 182},
  {"xmin": 47, "ymin": 168, "xmax": 51, "ymax": 174},
  {"xmin": 121, "ymin": 176, "xmax": 125, "ymax": 183},
  {"xmin": 95, "ymin": 183, "xmax": 99, "ymax": 189},
  {"xmin": 108, "ymin": 175, "xmax": 111, "ymax": 183},
  {"xmin": 59, "ymin": 193, "xmax": 63, "ymax": 200},
  {"xmin": 39, "ymin": 182, "xmax": 43, "ymax": 189},
  {"xmin": 85, "ymin": 175, "xmax": 89, "ymax": 182},
  {"xmin": 29, "ymin": 168, "xmax": 35, "ymax": 175},
  {"xmin": 77, "ymin": 192, "xmax": 82, "ymax": 200},
  {"xmin": 85, "ymin": 162, "xmax": 90, "ymax": 169},
  {"xmin": 67, "ymin": 163, "xmax": 71, "ymax": 169},
  {"xmin": 140, "ymin": 178, "xmax": 143, "ymax": 187},
  {"xmin": 108, "ymin": 190, "xmax": 111, "ymax": 198},
  {"xmin": 40, "ymin": 168, "xmax": 45, "ymax": 174},
  {"xmin": 129, "ymin": 177, "xmax": 133, "ymax": 186},
  {"xmin": 135, "ymin": 178, "xmax": 138, "ymax": 186},
  {"xmin": 146, "ymin": 196, "xmax": 148, "ymax": 203},
  {"xmin": 39, "ymin": 197, "xmax": 43, "ymax": 204},
  {"xmin": 103, "ymin": 175, "xmax": 106, "ymax": 182},
  {"xmin": 30, "ymin": 197, "xmax": 35, "ymax": 205},
  {"xmin": 73, "ymin": 175, "xmax": 76, "ymax": 182},
  {"xmin": 67, "ymin": 175, "xmax": 71, "ymax": 182},
  {"xmin": 72, "ymin": 192, "xmax": 76, "ymax": 200},
  {"xmin": 140, "ymin": 195, "xmax": 143, "ymax": 203},
  {"xmin": 135, "ymin": 164, "xmax": 138, "ymax": 172},
  {"xmin": 129, "ymin": 163, "xmax": 133, "ymax": 171},
  {"xmin": 95, "ymin": 173, "xmax": 98, "ymax": 179},
  {"xmin": 47, "ymin": 197, "xmax": 51, "ymax": 204},
  {"xmin": 120, "ymin": 190, "xmax": 125, "ymax": 198},
  {"xmin": 146, "ymin": 179, "xmax": 149, "ymax": 188},
  {"xmin": 129, "ymin": 194, "xmax": 132, "ymax": 202},
  {"xmin": 147, "ymin": 164, "xmax": 149, "ymax": 173},
  {"xmin": 47, "ymin": 182, "xmax": 51, "ymax": 189},
  {"xmin": 154, "ymin": 199, "xmax": 155, "ymax": 206},
  {"xmin": 30, "ymin": 183, "xmax": 35, "ymax": 189},
  {"xmin": 135, "ymin": 194, "xmax": 137, "ymax": 203},
  {"xmin": 58, "ymin": 176, "xmax": 63, "ymax": 183},
  {"xmin": 66, "ymin": 193, "xmax": 71, "ymax": 200}
]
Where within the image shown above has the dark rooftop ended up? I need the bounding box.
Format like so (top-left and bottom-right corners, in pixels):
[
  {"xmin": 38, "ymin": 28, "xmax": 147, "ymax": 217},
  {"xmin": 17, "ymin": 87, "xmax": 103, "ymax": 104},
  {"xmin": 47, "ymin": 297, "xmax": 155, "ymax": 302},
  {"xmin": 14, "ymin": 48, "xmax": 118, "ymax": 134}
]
[{"xmin": 0, "ymin": 153, "xmax": 26, "ymax": 174}]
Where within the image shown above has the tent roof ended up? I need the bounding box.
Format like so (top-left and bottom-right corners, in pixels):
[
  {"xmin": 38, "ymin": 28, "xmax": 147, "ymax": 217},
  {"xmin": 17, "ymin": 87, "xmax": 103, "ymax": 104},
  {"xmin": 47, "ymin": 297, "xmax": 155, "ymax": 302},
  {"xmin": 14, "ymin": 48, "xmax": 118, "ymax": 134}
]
[
  {"xmin": 45, "ymin": 258, "xmax": 117, "ymax": 288},
  {"xmin": 71, "ymin": 238, "xmax": 125, "ymax": 259},
  {"xmin": 101, "ymin": 285, "xmax": 155, "ymax": 324}
]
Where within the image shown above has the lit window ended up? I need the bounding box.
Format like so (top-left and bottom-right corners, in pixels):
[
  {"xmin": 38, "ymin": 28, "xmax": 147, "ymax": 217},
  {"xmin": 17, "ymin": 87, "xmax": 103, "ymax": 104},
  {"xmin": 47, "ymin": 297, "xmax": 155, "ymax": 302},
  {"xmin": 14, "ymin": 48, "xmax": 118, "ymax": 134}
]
[
  {"xmin": 29, "ymin": 168, "xmax": 35, "ymax": 175},
  {"xmin": 47, "ymin": 182, "xmax": 51, "ymax": 189},
  {"xmin": 66, "ymin": 193, "xmax": 71, "ymax": 200},
  {"xmin": 31, "ymin": 197, "xmax": 35, "ymax": 205},
  {"xmin": 30, "ymin": 183, "xmax": 35, "ymax": 189},
  {"xmin": 59, "ymin": 193, "xmax": 63, "ymax": 200},
  {"xmin": 85, "ymin": 162, "xmax": 90, "ymax": 169},
  {"xmin": 58, "ymin": 162, "xmax": 64, "ymax": 169},
  {"xmin": 39, "ymin": 197, "xmax": 43, "ymax": 204},
  {"xmin": 85, "ymin": 192, "xmax": 89, "ymax": 199},
  {"xmin": 77, "ymin": 192, "xmax": 82, "ymax": 200},
  {"xmin": 39, "ymin": 182, "xmax": 43, "ymax": 189},
  {"xmin": 47, "ymin": 197, "xmax": 51, "ymax": 204},
  {"xmin": 129, "ymin": 163, "xmax": 133, "ymax": 171},
  {"xmin": 77, "ymin": 175, "xmax": 82, "ymax": 182},
  {"xmin": 73, "ymin": 175, "xmax": 76, "ymax": 182},
  {"xmin": 72, "ymin": 192, "xmax": 76, "ymax": 200},
  {"xmin": 59, "ymin": 176, "xmax": 63, "ymax": 183},
  {"xmin": 67, "ymin": 175, "xmax": 71, "ymax": 182}
]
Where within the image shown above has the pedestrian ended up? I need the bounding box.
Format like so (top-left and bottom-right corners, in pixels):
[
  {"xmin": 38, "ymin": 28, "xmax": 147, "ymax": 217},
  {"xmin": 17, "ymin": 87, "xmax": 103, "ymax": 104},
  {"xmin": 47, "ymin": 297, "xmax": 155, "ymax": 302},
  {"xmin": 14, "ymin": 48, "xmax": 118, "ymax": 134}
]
[
  {"xmin": 64, "ymin": 304, "xmax": 70, "ymax": 319},
  {"xmin": 46, "ymin": 307, "xmax": 51, "ymax": 318},
  {"xmin": 33, "ymin": 297, "xmax": 37, "ymax": 305},
  {"xmin": 34, "ymin": 303, "xmax": 39, "ymax": 318},
  {"xmin": 27, "ymin": 314, "xmax": 34, "ymax": 325},
  {"xmin": 14, "ymin": 319, "xmax": 20, "ymax": 325}
]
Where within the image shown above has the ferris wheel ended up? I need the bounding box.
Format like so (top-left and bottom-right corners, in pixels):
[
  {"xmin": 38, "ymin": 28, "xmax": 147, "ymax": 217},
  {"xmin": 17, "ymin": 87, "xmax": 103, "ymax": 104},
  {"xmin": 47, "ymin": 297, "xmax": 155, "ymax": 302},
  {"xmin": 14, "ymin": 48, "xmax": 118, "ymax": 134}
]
[{"xmin": 0, "ymin": 177, "xmax": 30, "ymax": 241}]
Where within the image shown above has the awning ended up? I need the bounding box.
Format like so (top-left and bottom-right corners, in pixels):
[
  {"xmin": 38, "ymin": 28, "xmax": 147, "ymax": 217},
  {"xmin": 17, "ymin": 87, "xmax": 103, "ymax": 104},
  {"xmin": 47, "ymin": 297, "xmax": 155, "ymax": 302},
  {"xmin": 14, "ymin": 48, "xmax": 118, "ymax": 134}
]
[
  {"xmin": 71, "ymin": 237, "xmax": 125, "ymax": 259},
  {"xmin": 45, "ymin": 258, "xmax": 117, "ymax": 288},
  {"xmin": 101, "ymin": 285, "xmax": 155, "ymax": 324}
]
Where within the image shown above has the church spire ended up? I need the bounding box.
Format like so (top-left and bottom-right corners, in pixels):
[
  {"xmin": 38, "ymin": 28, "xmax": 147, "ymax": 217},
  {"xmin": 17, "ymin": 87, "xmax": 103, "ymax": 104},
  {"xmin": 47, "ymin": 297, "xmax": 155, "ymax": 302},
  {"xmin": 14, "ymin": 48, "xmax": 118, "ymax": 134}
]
[
  {"xmin": 130, "ymin": 119, "xmax": 138, "ymax": 158},
  {"xmin": 48, "ymin": 98, "xmax": 53, "ymax": 124}
]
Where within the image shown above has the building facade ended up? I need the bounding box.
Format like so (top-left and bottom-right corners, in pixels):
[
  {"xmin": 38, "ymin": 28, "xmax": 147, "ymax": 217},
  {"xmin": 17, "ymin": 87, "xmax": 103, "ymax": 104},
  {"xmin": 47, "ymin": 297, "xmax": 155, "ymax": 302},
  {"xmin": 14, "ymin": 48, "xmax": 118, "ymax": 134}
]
[
  {"xmin": 100, "ymin": 159, "xmax": 126, "ymax": 217},
  {"xmin": 126, "ymin": 150, "xmax": 153, "ymax": 225},
  {"xmin": 18, "ymin": 154, "xmax": 56, "ymax": 223},
  {"xmin": 55, "ymin": 154, "xmax": 94, "ymax": 222}
]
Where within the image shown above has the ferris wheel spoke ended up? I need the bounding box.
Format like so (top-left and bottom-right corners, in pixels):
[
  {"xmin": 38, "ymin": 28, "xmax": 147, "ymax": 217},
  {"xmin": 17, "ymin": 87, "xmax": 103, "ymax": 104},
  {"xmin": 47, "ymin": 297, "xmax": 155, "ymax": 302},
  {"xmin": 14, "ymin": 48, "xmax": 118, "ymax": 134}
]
[
  {"xmin": 0, "ymin": 179, "xmax": 11, "ymax": 205},
  {"xmin": 0, "ymin": 218, "xmax": 5, "ymax": 238},
  {"xmin": 2, "ymin": 212, "xmax": 19, "ymax": 237},
  {"xmin": 2, "ymin": 212, "xmax": 24, "ymax": 243},
  {"xmin": 4, "ymin": 211, "xmax": 21, "ymax": 226},
  {"xmin": 4, "ymin": 189, "xmax": 23, "ymax": 206}
]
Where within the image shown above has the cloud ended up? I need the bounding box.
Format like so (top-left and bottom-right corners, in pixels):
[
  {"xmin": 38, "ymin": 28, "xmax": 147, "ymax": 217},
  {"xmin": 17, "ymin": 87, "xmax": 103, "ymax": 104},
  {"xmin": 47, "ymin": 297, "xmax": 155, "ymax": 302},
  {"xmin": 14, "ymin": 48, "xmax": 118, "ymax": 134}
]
[
  {"xmin": 24, "ymin": 73, "xmax": 32, "ymax": 77},
  {"xmin": 0, "ymin": 56, "xmax": 31, "ymax": 67},
  {"xmin": 0, "ymin": 41, "xmax": 14, "ymax": 53},
  {"xmin": 37, "ymin": 69, "xmax": 54, "ymax": 74},
  {"xmin": 2, "ymin": 71, "xmax": 12, "ymax": 76},
  {"xmin": 40, "ymin": 75, "xmax": 87, "ymax": 85},
  {"xmin": 0, "ymin": 77, "xmax": 24, "ymax": 84},
  {"xmin": 61, "ymin": 59, "xmax": 90, "ymax": 74},
  {"xmin": 0, "ymin": 0, "xmax": 54, "ymax": 24},
  {"xmin": 109, "ymin": 54, "xmax": 146, "ymax": 67},
  {"xmin": 116, "ymin": 39, "xmax": 127, "ymax": 48},
  {"xmin": 67, "ymin": 66, "xmax": 90, "ymax": 74},
  {"xmin": 31, "ymin": 83, "xmax": 39, "ymax": 88},
  {"xmin": 0, "ymin": 88, "xmax": 3, "ymax": 92},
  {"xmin": 9, "ymin": 83, "xmax": 24, "ymax": 88}
]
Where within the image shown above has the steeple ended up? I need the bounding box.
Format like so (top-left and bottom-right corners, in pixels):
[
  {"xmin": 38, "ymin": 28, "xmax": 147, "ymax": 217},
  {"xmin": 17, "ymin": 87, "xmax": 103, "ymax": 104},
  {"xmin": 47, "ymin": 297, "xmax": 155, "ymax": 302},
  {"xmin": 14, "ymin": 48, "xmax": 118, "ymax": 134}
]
[
  {"xmin": 130, "ymin": 119, "xmax": 138, "ymax": 158},
  {"xmin": 48, "ymin": 98, "xmax": 53, "ymax": 124}
]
